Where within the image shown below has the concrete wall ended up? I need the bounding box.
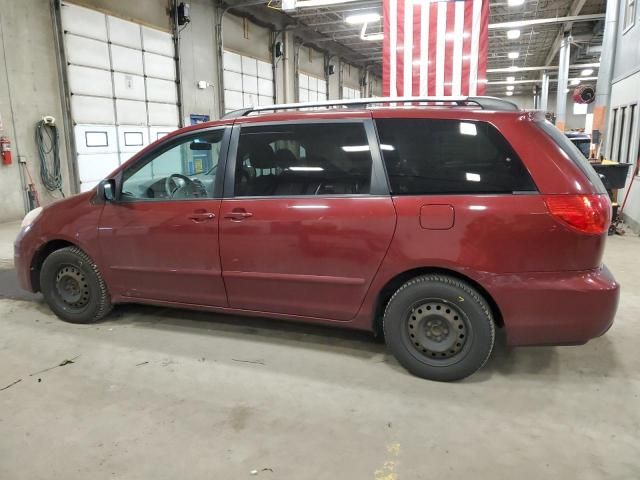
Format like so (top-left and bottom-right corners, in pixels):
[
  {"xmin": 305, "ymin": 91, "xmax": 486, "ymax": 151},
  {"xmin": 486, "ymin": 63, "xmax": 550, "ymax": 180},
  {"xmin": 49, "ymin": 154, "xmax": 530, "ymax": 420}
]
[
  {"xmin": 0, "ymin": 0, "xmax": 73, "ymax": 222},
  {"xmin": 342, "ymin": 62, "xmax": 362, "ymax": 92}
]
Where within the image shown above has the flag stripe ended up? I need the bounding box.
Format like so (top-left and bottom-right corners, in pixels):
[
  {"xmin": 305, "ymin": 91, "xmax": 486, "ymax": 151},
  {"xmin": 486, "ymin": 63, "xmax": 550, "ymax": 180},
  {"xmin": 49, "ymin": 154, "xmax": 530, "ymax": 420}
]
[
  {"xmin": 461, "ymin": 0, "xmax": 473, "ymax": 95},
  {"xmin": 419, "ymin": 4, "xmax": 429, "ymax": 96},
  {"xmin": 427, "ymin": 2, "xmax": 438, "ymax": 96},
  {"xmin": 412, "ymin": 4, "xmax": 421, "ymax": 96},
  {"xmin": 403, "ymin": 2, "xmax": 413, "ymax": 97},
  {"xmin": 395, "ymin": 0, "xmax": 404, "ymax": 96},
  {"xmin": 443, "ymin": 2, "xmax": 455, "ymax": 96},
  {"xmin": 452, "ymin": 1, "xmax": 465, "ymax": 96}
]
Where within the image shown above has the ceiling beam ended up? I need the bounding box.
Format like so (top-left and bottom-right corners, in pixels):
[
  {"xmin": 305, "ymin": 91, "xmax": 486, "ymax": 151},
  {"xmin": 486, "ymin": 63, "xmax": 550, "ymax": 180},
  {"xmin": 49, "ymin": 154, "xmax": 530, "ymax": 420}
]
[
  {"xmin": 544, "ymin": 0, "xmax": 589, "ymax": 65},
  {"xmin": 488, "ymin": 13, "xmax": 604, "ymax": 30},
  {"xmin": 487, "ymin": 62, "xmax": 600, "ymax": 73}
]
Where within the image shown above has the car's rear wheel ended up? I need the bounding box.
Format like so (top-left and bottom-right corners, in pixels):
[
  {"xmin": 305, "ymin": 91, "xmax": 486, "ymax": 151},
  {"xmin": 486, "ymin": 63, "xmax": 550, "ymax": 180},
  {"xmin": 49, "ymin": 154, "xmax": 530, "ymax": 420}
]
[
  {"xmin": 383, "ymin": 274, "xmax": 495, "ymax": 381},
  {"xmin": 40, "ymin": 246, "xmax": 112, "ymax": 324}
]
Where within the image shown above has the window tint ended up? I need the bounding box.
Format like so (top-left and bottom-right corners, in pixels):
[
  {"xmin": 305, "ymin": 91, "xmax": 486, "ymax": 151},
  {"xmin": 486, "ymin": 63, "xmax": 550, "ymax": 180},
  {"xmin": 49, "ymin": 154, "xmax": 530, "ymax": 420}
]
[
  {"xmin": 375, "ymin": 118, "xmax": 536, "ymax": 195},
  {"xmin": 122, "ymin": 129, "xmax": 225, "ymax": 201},
  {"xmin": 234, "ymin": 123, "xmax": 372, "ymax": 197},
  {"xmin": 536, "ymin": 120, "xmax": 606, "ymax": 194}
]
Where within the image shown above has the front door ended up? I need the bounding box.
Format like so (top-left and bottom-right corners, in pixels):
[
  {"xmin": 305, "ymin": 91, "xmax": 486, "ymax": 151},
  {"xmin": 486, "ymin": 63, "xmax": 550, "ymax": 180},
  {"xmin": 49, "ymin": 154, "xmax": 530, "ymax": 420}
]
[
  {"xmin": 219, "ymin": 119, "xmax": 396, "ymax": 321},
  {"xmin": 98, "ymin": 127, "xmax": 230, "ymax": 306}
]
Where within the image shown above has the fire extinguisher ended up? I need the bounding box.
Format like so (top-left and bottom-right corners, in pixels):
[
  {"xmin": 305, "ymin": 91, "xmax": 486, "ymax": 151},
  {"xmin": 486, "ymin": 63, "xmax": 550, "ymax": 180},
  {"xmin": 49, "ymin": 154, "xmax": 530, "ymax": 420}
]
[{"xmin": 0, "ymin": 136, "xmax": 11, "ymax": 165}]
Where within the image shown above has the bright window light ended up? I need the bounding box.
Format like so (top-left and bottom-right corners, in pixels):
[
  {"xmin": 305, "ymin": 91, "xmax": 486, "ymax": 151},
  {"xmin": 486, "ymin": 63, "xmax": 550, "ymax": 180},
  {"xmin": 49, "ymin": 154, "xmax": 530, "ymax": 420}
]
[
  {"xmin": 342, "ymin": 145, "xmax": 370, "ymax": 152},
  {"xmin": 508, "ymin": 0, "xmax": 525, "ymax": 5},
  {"xmin": 508, "ymin": 51, "xmax": 520, "ymax": 59},
  {"xmin": 380, "ymin": 144, "xmax": 395, "ymax": 151},
  {"xmin": 506, "ymin": 85, "xmax": 514, "ymax": 91},
  {"xmin": 506, "ymin": 29, "xmax": 521, "ymax": 39},
  {"xmin": 466, "ymin": 172, "xmax": 481, "ymax": 182},
  {"xmin": 459, "ymin": 122, "xmax": 477, "ymax": 136},
  {"xmin": 345, "ymin": 12, "xmax": 381, "ymax": 24},
  {"xmin": 505, "ymin": 91, "xmax": 514, "ymax": 96},
  {"xmin": 289, "ymin": 166, "xmax": 324, "ymax": 171},
  {"xmin": 570, "ymin": 78, "xmax": 580, "ymax": 86},
  {"xmin": 506, "ymin": 76, "xmax": 515, "ymax": 83},
  {"xmin": 581, "ymin": 69, "xmax": 594, "ymax": 76}
]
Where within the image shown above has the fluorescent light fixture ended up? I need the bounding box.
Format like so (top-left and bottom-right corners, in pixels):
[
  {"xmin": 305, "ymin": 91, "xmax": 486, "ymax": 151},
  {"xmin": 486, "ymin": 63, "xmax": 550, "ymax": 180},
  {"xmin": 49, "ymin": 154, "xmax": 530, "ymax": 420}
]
[
  {"xmin": 507, "ymin": 0, "xmax": 525, "ymax": 5},
  {"xmin": 506, "ymin": 29, "xmax": 521, "ymax": 39},
  {"xmin": 360, "ymin": 23, "xmax": 384, "ymax": 41},
  {"xmin": 286, "ymin": 0, "xmax": 364, "ymax": 9},
  {"xmin": 506, "ymin": 85, "xmax": 514, "ymax": 91},
  {"xmin": 507, "ymin": 65, "xmax": 519, "ymax": 71},
  {"xmin": 581, "ymin": 68, "xmax": 594, "ymax": 76},
  {"xmin": 506, "ymin": 76, "xmax": 515, "ymax": 83},
  {"xmin": 380, "ymin": 144, "xmax": 395, "ymax": 151},
  {"xmin": 466, "ymin": 172, "xmax": 481, "ymax": 182},
  {"xmin": 570, "ymin": 78, "xmax": 580, "ymax": 86},
  {"xmin": 342, "ymin": 145, "xmax": 370, "ymax": 152},
  {"xmin": 459, "ymin": 122, "xmax": 477, "ymax": 136},
  {"xmin": 289, "ymin": 166, "xmax": 324, "ymax": 171},
  {"xmin": 508, "ymin": 51, "xmax": 520, "ymax": 59},
  {"xmin": 505, "ymin": 91, "xmax": 514, "ymax": 96},
  {"xmin": 345, "ymin": 13, "xmax": 381, "ymax": 24}
]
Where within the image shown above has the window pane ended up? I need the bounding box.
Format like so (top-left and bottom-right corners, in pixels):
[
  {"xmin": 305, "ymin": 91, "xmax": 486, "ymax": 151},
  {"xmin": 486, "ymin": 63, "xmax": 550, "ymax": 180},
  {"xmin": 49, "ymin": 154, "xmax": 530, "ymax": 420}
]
[
  {"xmin": 376, "ymin": 118, "xmax": 536, "ymax": 195},
  {"xmin": 234, "ymin": 123, "xmax": 372, "ymax": 197},
  {"xmin": 122, "ymin": 130, "xmax": 225, "ymax": 200}
]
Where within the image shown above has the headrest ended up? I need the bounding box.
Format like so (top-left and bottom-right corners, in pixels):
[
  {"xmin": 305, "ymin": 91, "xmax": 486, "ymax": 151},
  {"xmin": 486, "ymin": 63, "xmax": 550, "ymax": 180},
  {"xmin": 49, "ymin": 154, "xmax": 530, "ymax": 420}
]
[
  {"xmin": 275, "ymin": 149, "xmax": 297, "ymax": 169},
  {"xmin": 247, "ymin": 143, "xmax": 276, "ymax": 169}
]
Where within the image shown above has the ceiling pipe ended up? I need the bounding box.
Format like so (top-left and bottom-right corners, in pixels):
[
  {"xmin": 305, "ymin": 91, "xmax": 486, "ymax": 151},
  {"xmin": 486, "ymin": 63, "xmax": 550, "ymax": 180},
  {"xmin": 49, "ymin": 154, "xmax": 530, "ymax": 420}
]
[
  {"xmin": 488, "ymin": 13, "xmax": 605, "ymax": 30},
  {"xmin": 487, "ymin": 62, "xmax": 600, "ymax": 73},
  {"xmin": 488, "ymin": 76, "xmax": 598, "ymax": 85}
]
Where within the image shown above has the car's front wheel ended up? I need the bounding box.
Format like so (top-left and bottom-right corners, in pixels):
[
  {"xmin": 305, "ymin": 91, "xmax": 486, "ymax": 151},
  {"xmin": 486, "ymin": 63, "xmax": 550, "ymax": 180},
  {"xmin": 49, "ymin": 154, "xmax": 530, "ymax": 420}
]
[
  {"xmin": 40, "ymin": 246, "xmax": 112, "ymax": 324},
  {"xmin": 383, "ymin": 274, "xmax": 495, "ymax": 381}
]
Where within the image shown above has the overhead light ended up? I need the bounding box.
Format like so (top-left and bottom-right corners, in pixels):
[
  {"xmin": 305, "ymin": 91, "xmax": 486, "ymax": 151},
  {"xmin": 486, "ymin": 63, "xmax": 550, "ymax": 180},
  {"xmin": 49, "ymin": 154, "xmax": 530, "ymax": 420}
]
[
  {"xmin": 380, "ymin": 144, "xmax": 395, "ymax": 151},
  {"xmin": 508, "ymin": 52, "xmax": 520, "ymax": 59},
  {"xmin": 506, "ymin": 76, "xmax": 515, "ymax": 83},
  {"xmin": 570, "ymin": 78, "xmax": 580, "ymax": 86},
  {"xmin": 505, "ymin": 91, "xmax": 514, "ymax": 96},
  {"xmin": 581, "ymin": 68, "xmax": 594, "ymax": 76},
  {"xmin": 507, "ymin": 0, "xmax": 525, "ymax": 5},
  {"xmin": 283, "ymin": 0, "xmax": 364, "ymax": 10},
  {"xmin": 345, "ymin": 13, "xmax": 381, "ymax": 24},
  {"xmin": 506, "ymin": 85, "xmax": 514, "ymax": 91},
  {"xmin": 466, "ymin": 172, "xmax": 481, "ymax": 182},
  {"xmin": 360, "ymin": 23, "xmax": 383, "ymax": 41},
  {"xmin": 506, "ymin": 29, "xmax": 521, "ymax": 39},
  {"xmin": 507, "ymin": 65, "xmax": 519, "ymax": 71}
]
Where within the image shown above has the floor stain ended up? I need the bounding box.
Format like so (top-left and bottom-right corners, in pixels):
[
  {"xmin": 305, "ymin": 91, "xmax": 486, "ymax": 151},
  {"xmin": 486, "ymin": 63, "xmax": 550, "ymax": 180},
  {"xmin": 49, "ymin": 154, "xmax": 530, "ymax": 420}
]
[{"xmin": 229, "ymin": 404, "xmax": 252, "ymax": 432}]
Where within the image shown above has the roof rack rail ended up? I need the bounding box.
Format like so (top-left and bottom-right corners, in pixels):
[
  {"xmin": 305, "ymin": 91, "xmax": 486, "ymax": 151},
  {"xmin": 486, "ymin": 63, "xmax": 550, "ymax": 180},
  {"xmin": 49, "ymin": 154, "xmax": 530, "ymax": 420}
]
[{"xmin": 221, "ymin": 95, "xmax": 519, "ymax": 119}]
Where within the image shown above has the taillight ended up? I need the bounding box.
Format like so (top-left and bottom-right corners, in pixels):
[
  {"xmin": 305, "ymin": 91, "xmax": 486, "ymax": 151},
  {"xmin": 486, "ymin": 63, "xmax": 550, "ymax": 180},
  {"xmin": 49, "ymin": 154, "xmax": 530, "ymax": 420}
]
[{"xmin": 544, "ymin": 194, "xmax": 611, "ymax": 235}]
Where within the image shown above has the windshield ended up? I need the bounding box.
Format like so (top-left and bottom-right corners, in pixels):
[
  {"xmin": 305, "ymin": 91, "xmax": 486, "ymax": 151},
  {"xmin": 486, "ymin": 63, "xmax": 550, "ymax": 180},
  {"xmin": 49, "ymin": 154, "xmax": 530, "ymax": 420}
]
[{"xmin": 536, "ymin": 120, "xmax": 606, "ymax": 194}]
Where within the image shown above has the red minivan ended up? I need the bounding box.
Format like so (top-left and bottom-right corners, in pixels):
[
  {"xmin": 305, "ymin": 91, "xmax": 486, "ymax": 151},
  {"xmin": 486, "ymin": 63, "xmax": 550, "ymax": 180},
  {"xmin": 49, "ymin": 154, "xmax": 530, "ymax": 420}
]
[{"xmin": 14, "ymin": 97, "xmax": 619, "ymax": 381}]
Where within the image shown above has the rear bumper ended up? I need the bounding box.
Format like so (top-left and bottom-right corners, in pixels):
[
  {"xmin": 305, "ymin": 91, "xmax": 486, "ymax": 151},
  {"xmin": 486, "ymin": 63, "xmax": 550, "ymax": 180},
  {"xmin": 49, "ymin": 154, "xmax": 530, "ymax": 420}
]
[{"xmin": 487, "ymin": 265, "xmax": 619, "ymax": 346}]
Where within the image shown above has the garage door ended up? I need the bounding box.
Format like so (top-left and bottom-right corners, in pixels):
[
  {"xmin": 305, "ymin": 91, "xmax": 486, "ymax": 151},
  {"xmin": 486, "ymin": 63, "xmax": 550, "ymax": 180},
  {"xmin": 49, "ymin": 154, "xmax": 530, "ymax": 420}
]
[
  {"xmin": 298, "ymin": 73, "xmax": 327, "ymax": 102},
  {"xmin": 61, "ymin": 2, "xmax": 179, "ymax": 192},
  {"xmin": 342, "ymin": 86, "xmax": 361, "ymax": 99},
  {"xmin": 223, "ymin": 50, "xmax": 274, "ymax": 114}
]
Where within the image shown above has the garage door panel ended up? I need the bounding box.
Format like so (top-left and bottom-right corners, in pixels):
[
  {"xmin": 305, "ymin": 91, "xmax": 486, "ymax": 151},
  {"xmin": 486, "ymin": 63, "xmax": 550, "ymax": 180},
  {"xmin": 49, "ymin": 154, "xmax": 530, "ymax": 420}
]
[
  {"xmin": 224, "ymin": 90, "xmax": 244, "ymax": 110},
  {"xmin": 77, "ymin": 153, "xmax": 120, "ymax": 183},
  {"xmin": 258, "ymin": 78, "xmax": 273, "ymax": 96},
  {"xmin": 257, "ymin": 60, "xmax": 272, "ymax": 80},
  {"xmin": 223, "ymin": 71, "xmax": 243, "ymax": 92},
  {"xmin": 68, "ymin": 65, "xmax": 112, "ymax": 97},
  {"xmin": 110, "ymin": 45, "xmax": 144, "ymax": 75},
  {"xmin": 242, "ymin": 57, "xmax": 258, "ymax": 76},
  {"xmin": 108, "ymin": 16, "xmax": 141, "ymax": 49},
  {"xmin": 71, "ymin": 96, "xmax": 115, "ymax": 124},
  {"xmin": 118, "ymin": 126, "xmax": 149, "ymax": 153},
  {"xmin": 74, "ymin": 125, "xmax": 117, "ymax": 155},
  {"xmin": 116, "ymin": 99, "xmax": 147, "ymax": 125},
  {"xmin": 299, "ymin": 74, "xmax": 308, "ymax": 90},
  {"xmin": 65, "ymin": 34, "xmax": 110, "ymax": 69},
  {"xmin": 149, "ymin": 126, "xmax": 177, "ymax": 143},
  {"xmin": 61, "ymin": 3, "xmax": 107, "ymax": 41},
  {"xmin": 146, "ymin": 78, "xmax": 177, "ymax": 103},
  {"xmin": 113, "ymin": 72, "xmax": 145, "ymax": 101},
  {"xmin": 258, "ymin": 95, "xmax": 273, "ymax": 106},
  {"xmin": 144, "ymin": 52, "xmax": 176, "ymax": 80},
  {"xmin": 142, "ymin": 27, "xmax": 174, "ymax": 56},
  {"xmin": 243, "ymin": 93, "xmax": 259, "ymax": 107},
  {"xmin": 224, "ymin": 51, "xmax": 242, "ymax": 73},
  {"xmin": 147, "ymin": 103, "xmax": 179, "ymax": 126},
  {"xmin": 242, "ymin": 75, "xmax": 258, "ymax": 94}
]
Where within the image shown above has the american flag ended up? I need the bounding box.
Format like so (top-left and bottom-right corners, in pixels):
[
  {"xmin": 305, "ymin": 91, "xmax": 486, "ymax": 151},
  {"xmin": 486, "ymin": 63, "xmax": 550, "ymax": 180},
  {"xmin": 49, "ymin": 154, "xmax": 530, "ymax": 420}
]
[{"xmin": 383, "ymin": 0, "xmax": 489, "ymax": 97}]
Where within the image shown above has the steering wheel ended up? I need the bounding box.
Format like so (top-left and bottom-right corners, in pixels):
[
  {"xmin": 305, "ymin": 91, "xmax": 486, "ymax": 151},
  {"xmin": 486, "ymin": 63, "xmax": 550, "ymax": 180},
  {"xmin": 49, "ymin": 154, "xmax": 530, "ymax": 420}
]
[{"xmin": 164, "ymin": 173, "xmax": 194, "ymax": 198}]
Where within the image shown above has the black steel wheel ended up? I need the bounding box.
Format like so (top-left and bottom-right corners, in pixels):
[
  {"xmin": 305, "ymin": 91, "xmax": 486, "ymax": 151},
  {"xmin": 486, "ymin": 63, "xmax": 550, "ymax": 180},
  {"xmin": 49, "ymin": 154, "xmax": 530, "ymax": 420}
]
[
  {"xmin": 40, "ymin": 246, "xmax": 112, "ymax": 324},
  {"xmin": 383, "ymin": 274, "xmax": 495, "ymax": 381}
]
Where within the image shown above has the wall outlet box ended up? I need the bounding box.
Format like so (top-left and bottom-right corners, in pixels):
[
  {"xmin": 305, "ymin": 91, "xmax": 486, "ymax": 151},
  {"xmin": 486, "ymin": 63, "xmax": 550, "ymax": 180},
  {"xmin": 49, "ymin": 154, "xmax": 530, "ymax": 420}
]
[{"xmin": 197, "ymin": 80, "xmax": 210, "ymax": 89}]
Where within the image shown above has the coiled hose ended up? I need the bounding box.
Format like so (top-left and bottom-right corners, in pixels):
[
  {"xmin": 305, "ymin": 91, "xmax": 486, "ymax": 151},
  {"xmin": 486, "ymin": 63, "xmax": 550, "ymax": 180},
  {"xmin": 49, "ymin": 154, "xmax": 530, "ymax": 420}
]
[{"xmin": 35, "ymin": 119, "xmax": 64, "ymax": 196}]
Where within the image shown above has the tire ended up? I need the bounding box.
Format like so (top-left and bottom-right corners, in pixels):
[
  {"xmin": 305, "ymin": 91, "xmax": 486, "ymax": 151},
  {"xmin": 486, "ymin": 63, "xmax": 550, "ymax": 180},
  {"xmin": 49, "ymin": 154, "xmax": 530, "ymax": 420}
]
[
  {"xmin": 40, "ymin": 246, "xmax": 112, "ymax": 324},
  {"xmin": 383, "ymin": 274, "xmax": 495, "ymax": 381}
]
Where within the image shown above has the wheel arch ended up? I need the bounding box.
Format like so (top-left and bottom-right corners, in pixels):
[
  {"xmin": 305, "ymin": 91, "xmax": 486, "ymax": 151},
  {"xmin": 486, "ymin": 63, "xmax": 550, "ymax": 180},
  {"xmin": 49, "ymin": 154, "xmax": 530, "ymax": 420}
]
[
  {"xmin": 30, "ymin": 239, "xmax": 78, "ymax": 292},
  {"xmin": 372, "ymin": 267, "xmax": 504, "ymax": 337}
]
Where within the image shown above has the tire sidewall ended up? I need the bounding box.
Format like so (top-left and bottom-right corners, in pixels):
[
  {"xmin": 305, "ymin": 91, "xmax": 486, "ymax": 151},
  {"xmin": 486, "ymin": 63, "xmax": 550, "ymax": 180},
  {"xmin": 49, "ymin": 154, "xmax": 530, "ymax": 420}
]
[
  {"xmin": 384, "ymin": 277, "xmax": 494, "ymax": 381},
  {"xmin": 40, "ymin": 249, "xmax": 104, "ymax": 324}
]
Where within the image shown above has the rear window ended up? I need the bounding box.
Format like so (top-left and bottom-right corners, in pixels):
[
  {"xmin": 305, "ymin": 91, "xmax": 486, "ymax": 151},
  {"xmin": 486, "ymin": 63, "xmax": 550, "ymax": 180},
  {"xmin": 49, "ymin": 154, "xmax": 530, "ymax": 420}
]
[
  {"xmin": 536, "ymin": 120, "xmax": 606, "ymax": 194},
  {"xmin": 375, "ymin": 118, "xmax": 536, "ymax": 195}
]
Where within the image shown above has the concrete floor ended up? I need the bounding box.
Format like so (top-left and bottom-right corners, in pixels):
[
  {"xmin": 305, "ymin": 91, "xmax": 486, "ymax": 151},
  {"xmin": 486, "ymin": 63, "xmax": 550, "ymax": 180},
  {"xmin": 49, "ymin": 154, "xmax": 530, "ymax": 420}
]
[{"xmin": 0, "ymin": 221, "xmax": 639, "ymax": 480}]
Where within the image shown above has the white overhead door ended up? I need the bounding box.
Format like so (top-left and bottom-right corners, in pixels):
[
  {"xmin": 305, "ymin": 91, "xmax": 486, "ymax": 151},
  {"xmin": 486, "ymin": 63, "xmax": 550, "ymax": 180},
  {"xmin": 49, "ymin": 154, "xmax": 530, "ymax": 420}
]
[
  {"xmin": 342, "ymin": 86, "xmax": 361, "ymax": 99},
  {"xmin": 61, "ymin": 2, "xmax": 179, "ymax": 191},
  {"xmin": 298, "ymin": 73, "xmax": 327, "ymax": 103},
  {"xmin": 223, "ymin": 50, "xmax": 274, "ymax": 114}
]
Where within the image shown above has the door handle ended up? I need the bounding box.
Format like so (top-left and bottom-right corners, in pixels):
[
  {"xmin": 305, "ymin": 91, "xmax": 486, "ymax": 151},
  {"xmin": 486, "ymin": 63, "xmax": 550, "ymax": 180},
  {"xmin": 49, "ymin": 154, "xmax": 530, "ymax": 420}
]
[
  {"xmin": 224, "ymin": 210, "xmax": 253, "ymax": 220},
  {"xmin": 188, "ymin": 212, "xmax": 216, "ymax": 222}
]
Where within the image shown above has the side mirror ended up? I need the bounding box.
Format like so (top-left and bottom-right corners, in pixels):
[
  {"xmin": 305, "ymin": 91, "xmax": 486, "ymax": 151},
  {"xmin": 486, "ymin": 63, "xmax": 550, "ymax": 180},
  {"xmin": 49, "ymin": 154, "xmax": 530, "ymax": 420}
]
[{"xmin": 99, "ymin": 179, "xmax": 116, "ymax": 202}]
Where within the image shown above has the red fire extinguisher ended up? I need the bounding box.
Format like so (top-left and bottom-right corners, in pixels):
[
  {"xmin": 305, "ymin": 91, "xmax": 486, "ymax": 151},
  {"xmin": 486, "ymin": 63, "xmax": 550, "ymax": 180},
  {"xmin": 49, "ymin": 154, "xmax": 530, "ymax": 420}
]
[{"xmin": 0, "ymin": 136, "xmax": 12, "ymax": 165}]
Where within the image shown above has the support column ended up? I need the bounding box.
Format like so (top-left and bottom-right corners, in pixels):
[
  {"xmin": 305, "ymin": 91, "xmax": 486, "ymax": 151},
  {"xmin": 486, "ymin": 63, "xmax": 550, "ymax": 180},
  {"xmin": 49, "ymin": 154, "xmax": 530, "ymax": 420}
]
[
  {"xmin": 555, "ymin": 36, "xmax": 571, "ymax": 131},
  {"xmin": 540, "ymin": 72, "xmax": 550, "ymax": 112},
  {"xmin": 592, "ymin": 0, "xmax": 619, "ymax": 157}
]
